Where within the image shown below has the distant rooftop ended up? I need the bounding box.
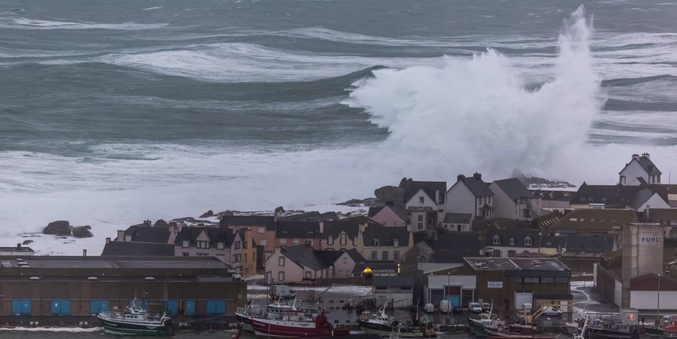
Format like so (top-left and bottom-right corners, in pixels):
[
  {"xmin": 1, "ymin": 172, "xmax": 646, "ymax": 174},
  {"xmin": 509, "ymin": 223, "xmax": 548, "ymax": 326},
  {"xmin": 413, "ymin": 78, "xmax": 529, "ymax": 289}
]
[{"xmin": 464, "ymin": 257, "xmax": 570, "ymax": 272}]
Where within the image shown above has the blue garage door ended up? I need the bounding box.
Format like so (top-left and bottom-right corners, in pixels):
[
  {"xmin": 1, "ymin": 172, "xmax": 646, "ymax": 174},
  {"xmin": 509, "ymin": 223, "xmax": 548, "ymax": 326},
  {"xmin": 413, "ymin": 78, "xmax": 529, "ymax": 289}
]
[
  {"xmin": 167, "ymin": 300, "xmax": 178, "ymax": 316},
  {"xmin": 12, "ymin": 300, "xmax": 31, "ymax": 315},
  {"xmin": 185, "ymin": 300, "xmax": 195, "ymax": 316},
  {"xmin": 445, "ymin": 286, "xmax": 462, "ymax": 307},
  {"xmin": 206, "ymin": 300, "xmax": 226, "ymax": 315},
  {"xmin": 51, "ymin": 300, "xmax": 71, "ymax": 315},
  {"xmin": 90, "ymin": 300, "xmax": 109, "ymax": 314}
]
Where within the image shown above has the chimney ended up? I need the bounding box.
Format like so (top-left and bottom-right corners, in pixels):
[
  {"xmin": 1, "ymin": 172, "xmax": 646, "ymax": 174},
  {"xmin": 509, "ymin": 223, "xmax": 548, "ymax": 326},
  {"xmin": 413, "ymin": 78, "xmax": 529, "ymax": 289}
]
[
  {"xmin": 117, "ymin": 230, "xmax": 125, "ymax": 241},
  {"xmin": 435, "ymin": 190, "xmax": 440, "ymax": 205},
  {"xmin": 143, "ymin": 219, "xmax": 151, "ymax": 227},
  {"xmin": 319, "ymin": 220, "xmax": 324, "ymax": 234},
  {"xmin": 16, "ymin": 243, "xmax": 21, "ymax": 250},
  {"xmin": 457, "ymin": 174, "xmax": 466, "ymax": 182},
  {"xmin": 642, "ymin": 153, "xmax": 650, "ymax": 159},
  {"xmin": 473, "ymin": 172, "xmax": 482, "ymax": 180},
  {"xmin": 83, "ymin": 249, "xmax": 87, "ymax": 257},
  {"xmin": 632, "ymin": 154, "xmax": 640, "ymax": 160},
  {"xmin": 105, "ymin": 237, "xmax": 111, "ymax": 244}
]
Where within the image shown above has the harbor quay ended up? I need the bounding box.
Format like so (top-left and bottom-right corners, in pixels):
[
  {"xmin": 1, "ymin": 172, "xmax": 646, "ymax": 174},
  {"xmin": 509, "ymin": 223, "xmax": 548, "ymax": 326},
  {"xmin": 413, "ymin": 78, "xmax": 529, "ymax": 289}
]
[{"xmin": 0, "ymin": 256, "xmax": 245, "ymax": 329}]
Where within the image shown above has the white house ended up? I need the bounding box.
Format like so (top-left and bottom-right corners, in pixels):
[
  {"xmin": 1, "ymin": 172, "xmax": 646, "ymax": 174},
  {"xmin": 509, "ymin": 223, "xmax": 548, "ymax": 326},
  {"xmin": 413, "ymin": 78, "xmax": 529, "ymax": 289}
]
[
  {"xmin": 483, "ymin": 228, "xmax": 541, "ymax": 258},
  {"xmin": 619, "ymin": 153, "xmax": 661, "ymax": 185},
  {"xmin": 445, "ymin": 173, "xmax": 494, "ymax": 221},
  {"xmin": 490, "ymin": 178, "xmax": 540, "ymax": 220},
  {"xmin": 399, "ymin": 179, "xmax": 446, "ymax": 233}
]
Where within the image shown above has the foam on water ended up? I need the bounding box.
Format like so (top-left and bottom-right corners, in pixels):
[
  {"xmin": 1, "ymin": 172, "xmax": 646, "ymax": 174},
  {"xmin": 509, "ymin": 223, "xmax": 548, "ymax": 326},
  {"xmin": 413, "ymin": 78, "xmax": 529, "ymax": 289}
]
[{"xmin": 0, "ymin": 16, "xmax": 167, "ymax": 30}]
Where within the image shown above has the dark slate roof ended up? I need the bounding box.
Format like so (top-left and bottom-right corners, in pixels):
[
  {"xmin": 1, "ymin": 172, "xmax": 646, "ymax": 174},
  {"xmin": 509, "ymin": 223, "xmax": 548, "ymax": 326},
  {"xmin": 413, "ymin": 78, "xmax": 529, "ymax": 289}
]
[
  {"xmin": 486, "ymin": 228, "xmax": 541, "ymax": 247},
  {"xmin": 322, "ymin": 220, "xmax": 360, "ymax": 239},
  {"xmin": 548, "ymin": 209, "xmax": 638, "ymax": 233},
  {"xmin": 530, "ymin": 190, "xmax": 574, "ymax": 202},
  {"xmin": 361, "ymin": 226, "xmax": 410, "ymax": 247},
  {"xmin": 368, "ymin": 205, "xmax": 410, "ymax": 222},
  {"xmin": 101, "ymin": 241, "xmax": 175, "ymax": 256},
  {"xmin": 280, "ymin": 245, "xmax": 342, "ymax": 271},
  {"xmin": 626, "ymin": 188, "xmax": 656, "ymax": 210},
  {"xmin": 372, "ymin": 276, "xmax": 414, "ymax": 288},
  {"xmin": 275, "ymin": 221, "xmax": 320, "ymax": 239},
  {"xmin": 352, "ymin": 261, "xmax": 398, "ymax": 275},
  {"xmin": 639, "ymin": 208, "xmax": 677, "ymax": 222},
  {"xmin": 443, "ymin": 213, "xmax": 473, "ymax": 224},
  {"xmin": 0, "ymin": 246, "xmax": 34, "ymax": 253},
  {"xmin": 278, "ymin": 212, "xmax": 340, "ymax": 222},
  {"xmin": 174, "ymin": 227, "xmax": 236, "ymax": 248},
  {"xmin": 570, "ymin": 184, "xmax": 642, "ymax": 207},
  {"xmin": 621, "ymin": 154, "xmax": 661, "ymax": 175},
  {"xmin": 539, "ymin": 236, "xmax": 567, "ymax": 249},
  {"xmin": 459, "ymin": 175, "xmax": 493, "ymax": 197},
  {"xmin": 400, "ymin": 179, "xmax": 447, "ymax": 204},
  {"xmin": 219, "ymin": 215, "xmax": 276, "ymax": 231},
  {"xmin": 124, "ymin": 226, "xmax": 171, "ymax": 243},
  {"xmin": 493, "ymin": 178, "xmax": 534, "ymax": 200},
  {"xmin": 535, "ymin": 211, "xmax": 563, "ymax": 229},
  {"xmin": 565, "ymin": 234, "xmax": 615, "ymax": 253},
  {"xmin": 345, "ymin": 249, "xmax": 366, "ymax": 263},
  {"xmin": 429, "ymin": 233, "xmax": 482, "ymax": 263}
]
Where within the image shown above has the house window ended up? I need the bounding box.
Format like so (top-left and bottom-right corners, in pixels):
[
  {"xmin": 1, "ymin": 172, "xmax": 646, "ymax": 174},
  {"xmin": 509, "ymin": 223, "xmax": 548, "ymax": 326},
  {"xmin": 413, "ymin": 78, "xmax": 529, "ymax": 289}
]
[
  {"xmin": 233, "ymin": 254, "xmax": 241, "ymax": 263},
  {"xmin": 258, "ymin": 227, "xmax": 265, "ymax": 234},
  {"xmin": 244, "ymin": 253, "xmax": 247, "ymax": 263},
  {"xmin": 124, "ymin": 235, "xmax": 132, "ymax": 242},
  {"xmin": 279, "ymin": 239, "xmax": 286, "ymax": 248},
  {"xmin": 278, "ymin": 271, "xmax": 285, "ymax": 282},
  {"xmin": 260, "ymin": 239, "xmax": 267, "ymax": 246},
  {"xmin": 382, "ymin": 251, "xmax": 389, "ymax": 260},
  {"xmin": 492, "ymin": 249, "xmax": 501, "ymax": 257},
  {"xmin": 306, "ymin": 271, "xmax": 312, "ymax": 279},
  {"xmin": 492, "ymin": 235, "xmax": 500, "ymax": 245},
  {"xmin": 279, "ymin": 257, "xmax": 285, "ymax": 266},
  {"xmin": 488, "ymin": 196, "xmax": 492, "ymax": 205},
  {"xmin": 394, "ymin": 251, "xmax": 400, "ymax": 260},
  {"xmin": 418, "ymin": 215, "xmax": 423, "ymax": 222},
  {"xmin": 343, "ymin": 255, "xmax": 348, "ymax": 264},
  {"xmin": 234, "ymin": 241, "xmax": 241, "ymax": 249},
  {"xmin": 339, "ymin": 234, "xmax": 347, "ymax": 246},
  {"xmin": 305, "ymin": 240, "xmax": 313, "ymax": 246},
  {"xmin": 383, "ymin": 221, "xmax": 386, "ymax": 227},
  {"xmin": 509, "ymin": 238, "xmax": 515, "ymax": 246},
  {"xmin": 293, "ymin": 239, "xmax": 299, "ymax": 245},
  {"xmin": 217, "ymin": 242, "xmax": 224, "ymax": 250},
  {"xmin": 419, "ymin": 196, "xmax": 425, "ymax": 204},
  {"xmin": 243, "ymin": 241, "xmax": 248, "ymax": 249},
  {"xmin": 620, "ymin": 175, "xmax": 626, "ymax": 185},
  {"xmin": 182, "ymin": 252, "xmax": 189, "ymax": 257},
  {"xmin": 182, "ymin": 240, "xmax": 189, "ymax": 248},
  {"xmin": 418, "ymin": 223, "xmax": 423, "ymax": 230},
  {"xmin": 373, "ymin": 239, "xmax": 380, "ymax": 246},
  {"xmin": 524, "ymin": 237, "xmax": 532, "ymax": 246},
  {"xmin": 328, "ymin": 235, "xmax": 334, "ymax": 245},
  {"xmin": 393, "ymin": 239, "xmax": 399, "ymax": 248},
  {"xmin": 370, "ymin": 251, "xmax": 377, "ymax": 260}
]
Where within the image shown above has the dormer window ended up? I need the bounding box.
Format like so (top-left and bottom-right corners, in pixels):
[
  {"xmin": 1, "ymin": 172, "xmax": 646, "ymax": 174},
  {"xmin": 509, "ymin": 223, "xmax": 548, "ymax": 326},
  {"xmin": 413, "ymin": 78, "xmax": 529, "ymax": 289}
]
[
  {"xmin": 509, "ymin": 238, "xmax": 515, "ymax": 246},
  {"xmin": 373, "ymin": 239, "xmax": 380, "ymax": 246},
  {"xmin": 492, "ymin": 235, "xmax": 500, "ymax": 245},
  {"xmin": 524, "ymin": 236, "xmax": 532, "ymax": 246},
  {"xmin": 182, "ymin": 240, "xmax": 189, "ymax": 248},
  {"xmin": 217, "ymin": 242, "xmax": 224, "ymax": 250},
  {"xmin": 419, "ymin": 196, "xmax": 425, "ymax": 204},
  {"xmin": 340, "ymin": 234, "xmax": 347, "ymax": 246},
  {"xmin": 124, "ymin": 235, "xmax": 132, "ymax": 242},
  {"xmin": 393, "ymin": 239, "xmax": 399, "ymax": 248},
  {"xmin": 328, "ymin": 235, "xmax": 334, "ymax": 245}
]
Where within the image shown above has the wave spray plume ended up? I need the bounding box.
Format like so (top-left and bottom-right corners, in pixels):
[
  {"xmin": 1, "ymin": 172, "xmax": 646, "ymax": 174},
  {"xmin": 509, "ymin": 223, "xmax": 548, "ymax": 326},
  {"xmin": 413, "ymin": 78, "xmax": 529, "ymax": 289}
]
[{"xmin": 347, "ymin": 6, "xmax": 604, "ymax": 181}]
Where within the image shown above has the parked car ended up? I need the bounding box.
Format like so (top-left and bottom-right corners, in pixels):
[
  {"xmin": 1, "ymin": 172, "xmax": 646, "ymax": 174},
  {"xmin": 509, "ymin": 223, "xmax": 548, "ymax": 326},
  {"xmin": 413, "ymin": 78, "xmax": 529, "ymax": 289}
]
[
  {"xmin": 481, "ymin": 303, "xmax": 491, "ymax": 312},
  {"xmin": 542, "ymin": 306, "xmax": 563, "ymax": 317},
  {"xmin": 424, "ymin": 303, "xmax": 435, "ymax": 313},
  {"xmin": 468, "ymin": 302, "xmax": 483, "ymax": 313},
  {"xmin": 452, "ymin": 305, "xmax": 463, "ymax": 314}
]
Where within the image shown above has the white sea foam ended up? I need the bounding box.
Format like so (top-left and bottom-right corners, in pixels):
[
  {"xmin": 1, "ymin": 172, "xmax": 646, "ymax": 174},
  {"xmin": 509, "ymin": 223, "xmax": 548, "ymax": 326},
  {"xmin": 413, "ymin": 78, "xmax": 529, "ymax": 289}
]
[
  {"xmin": 0, "ymin": 17, "xmax": 167, "ymax": 30},
  {"xmin": 143, "ymin": 6, "xmax": 163, "ymax": 11}
]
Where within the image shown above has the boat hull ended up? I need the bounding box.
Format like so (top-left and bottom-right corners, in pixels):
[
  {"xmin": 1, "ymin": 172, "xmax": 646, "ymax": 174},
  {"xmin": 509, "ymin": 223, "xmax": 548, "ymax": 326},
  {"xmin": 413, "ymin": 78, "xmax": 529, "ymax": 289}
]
[
  {"xmin": 250, "ymin": 317, "xmax": 331, "ymax": 338},
  {"xmin": 468, "ymin": 318, "xmax": 488, "ymax": 337},
  {"xmin": 645, "ymin": 327, "xmax": 677, "ymax": 338},
  {"xmin": 585, "ymin": 327, "xmax": 640, "ymax": 339},
  {"xmin": 358, "ymin": 320, "xmax": 435, "ymax": 338},
  {"xmin": 486, "ymin": 328, "xmax": 559, "ymax": 338},
  {"xmin": 98, "ymin": 318, "xmax": 174, "ymax": 336},
  {"xmin": 236, "ymin": 312, "xmax": 254, "ymax": 332}
]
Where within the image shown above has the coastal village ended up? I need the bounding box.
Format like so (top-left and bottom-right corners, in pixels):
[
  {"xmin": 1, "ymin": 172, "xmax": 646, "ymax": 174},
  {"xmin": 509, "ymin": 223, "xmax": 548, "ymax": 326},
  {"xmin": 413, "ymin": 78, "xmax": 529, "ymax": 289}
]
[{"xmin": 2, "ymin": 152, "xmax": 677, "ymax": 337}]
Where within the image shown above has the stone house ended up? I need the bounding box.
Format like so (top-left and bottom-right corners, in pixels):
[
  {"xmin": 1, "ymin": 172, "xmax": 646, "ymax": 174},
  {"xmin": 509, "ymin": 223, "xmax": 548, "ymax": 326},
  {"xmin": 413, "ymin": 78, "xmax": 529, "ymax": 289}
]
[
  {"xmin": 220, "ymin": 215, "xmax": 276, "ymax": 260},
  {"xmin": 490, "ymin": 178, "xmax": 540, "ymax": 220},
  {"xmin": 320, "ymin": 218, "xmax": 365, "ymax": 251},
  {"xmin": 619, "ymin": 153, "xmax": 661, "ymax": 185},
  {"xmin": 484, "ymin": 228, "xmax": 542, "ymax": 258},
  {"xmin": 569, "ymin": 183, "xmax": 669, "ymax": 212},
  {"xmin": 399, "ymin": 178, "xmax": 446, "ymax": 233},
  {"xmin": 441, "ymin": 213, "xmax": 473, "ymax": 232},
  {"xmin": 275, "ymin": 221, "xmax": 321, "ymax": 250}
]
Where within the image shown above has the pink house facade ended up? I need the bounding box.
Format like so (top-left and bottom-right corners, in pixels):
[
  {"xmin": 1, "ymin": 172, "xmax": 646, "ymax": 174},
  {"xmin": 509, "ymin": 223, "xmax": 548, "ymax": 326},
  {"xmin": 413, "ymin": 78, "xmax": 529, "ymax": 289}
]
[
  {"xmin": 368, "ymin": 204, "xmax": 410, "ymax": 227},
  {"xmin": 265, "ymin": 245, "xmax": 365, "ymax": 284}
]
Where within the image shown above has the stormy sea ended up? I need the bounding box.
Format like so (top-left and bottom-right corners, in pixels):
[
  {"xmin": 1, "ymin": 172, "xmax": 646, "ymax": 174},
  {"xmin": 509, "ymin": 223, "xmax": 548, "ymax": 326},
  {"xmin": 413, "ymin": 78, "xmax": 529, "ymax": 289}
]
[{"xmin": 1, "ymin": 0, "xmax": 677, "ymax": 254}]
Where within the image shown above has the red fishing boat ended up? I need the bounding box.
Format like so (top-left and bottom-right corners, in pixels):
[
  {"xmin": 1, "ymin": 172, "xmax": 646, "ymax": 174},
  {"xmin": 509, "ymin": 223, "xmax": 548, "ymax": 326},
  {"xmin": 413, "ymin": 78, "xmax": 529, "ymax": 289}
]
[{"xmin": 250, "ymin": 310, "xmax": 332, "ymax": 338}]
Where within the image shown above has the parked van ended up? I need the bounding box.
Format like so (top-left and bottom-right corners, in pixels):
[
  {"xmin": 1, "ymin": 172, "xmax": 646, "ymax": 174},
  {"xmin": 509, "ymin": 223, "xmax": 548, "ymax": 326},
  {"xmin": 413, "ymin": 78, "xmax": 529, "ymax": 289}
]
[
  {"xmin": 468, "ymin": 302, "xmax": 482, "ymax": 313},
  {"xmin": 439, "ymin": 300, "xmax": 451, "ymax": 313}
]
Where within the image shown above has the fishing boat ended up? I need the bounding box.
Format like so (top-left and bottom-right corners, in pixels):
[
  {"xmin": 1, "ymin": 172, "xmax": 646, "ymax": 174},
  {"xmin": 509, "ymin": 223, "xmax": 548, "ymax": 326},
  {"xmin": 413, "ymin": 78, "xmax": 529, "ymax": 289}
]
[
  {"xmin": 237, "ymin": 298, "xmax": 320, "ymax": 332},
  {"xmin": 97, "ymin": 298, "xmax": 174, "ymax": 336},
  {"xmin": 645, "ymin": 316, "xmax": 677, "ymax": 338},
  {"xmin": 567, "ymin": 311, "xmax": 640, "ymax": 339},
  {"xmin": 358, "ymin": 300, "xmax": 436, "ymax": 338},
  {"xmin": 486, "ymin": 324, "xmax": 561, "ymax": 338},
  {"xmin": 467, "ymin": 307, "xmax": 504, "ymax": 337}
]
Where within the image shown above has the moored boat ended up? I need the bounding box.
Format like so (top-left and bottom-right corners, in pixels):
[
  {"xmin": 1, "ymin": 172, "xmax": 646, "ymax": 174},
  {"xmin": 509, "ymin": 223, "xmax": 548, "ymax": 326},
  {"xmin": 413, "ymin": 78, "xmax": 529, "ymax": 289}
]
[
  {"xmin": 645, "ymin": 317, "xmax": 677, "ymax": 338},
  {"xmin": 468, "ymin": 311, "xmax": 504, "ymax": 337},
  {"xmin": 358, "ymin": 300, "xmax": 436, "ymax": 338},
  {"xmin": 97, "ymin": 298, "xmax": 174, "ymax": 336},
  {"xmin": 250, "ymin": 310, "xmax": 332, "ymax": 338},
  {"xmin": 486, "ymin": 324, "xmax": 561, "ymax": 338}
]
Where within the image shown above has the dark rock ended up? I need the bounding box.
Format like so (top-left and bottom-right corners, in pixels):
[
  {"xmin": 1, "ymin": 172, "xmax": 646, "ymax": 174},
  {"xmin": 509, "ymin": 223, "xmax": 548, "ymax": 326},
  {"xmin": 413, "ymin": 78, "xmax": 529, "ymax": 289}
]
[
  {"xmin": 43, "ymin": 220, "xmax": 71, "ymax": 236},
  {"xmin": 200, "ymin": 210, "xmax": 214, "ymax": 218},
  {"xmin": 72, "ymin": 226, "xmax": 93, "ymax": 238},
  {"xmin": 274, "ymin": 206, "xmax": 285, "ymax": 214},
  {"xmin": 153, "ymin": 219, "xmax": 168, "ymax": 228},
  {"xmin": 374, "ymin": 186, "xmax": 405, "ymax": 205},
  {"xmin": 22, "ymin": 240, "xmax": 34, "ymax": 245}
]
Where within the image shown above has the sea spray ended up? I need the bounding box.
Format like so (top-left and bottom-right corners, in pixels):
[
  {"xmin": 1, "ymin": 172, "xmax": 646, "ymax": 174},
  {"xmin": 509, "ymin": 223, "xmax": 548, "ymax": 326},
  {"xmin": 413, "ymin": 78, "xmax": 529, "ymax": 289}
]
[{"xmin": 347, "ymin": 6, "xmax": 604, "ymax": 181}]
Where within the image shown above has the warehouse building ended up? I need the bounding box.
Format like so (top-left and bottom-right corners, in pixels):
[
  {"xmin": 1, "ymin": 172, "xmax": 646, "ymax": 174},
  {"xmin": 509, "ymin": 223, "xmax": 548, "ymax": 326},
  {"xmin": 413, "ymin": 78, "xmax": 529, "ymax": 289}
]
[{"xmin": 0, "ymin": 256, "xmax": 245, "ymax": 321}]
